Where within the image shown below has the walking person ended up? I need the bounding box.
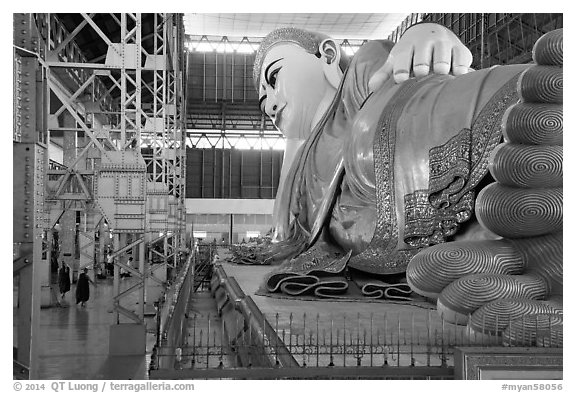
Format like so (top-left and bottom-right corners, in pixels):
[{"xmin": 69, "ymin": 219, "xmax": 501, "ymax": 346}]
[
  {"xmin": 75, "ymin": 267, "xmax": 96, "ymax": 307},
  {"xmin": 57, "ymin": 262, "xmax": 71, "ymax": 301},
  {"xmin": 120, "ymin": 256, "xmax": 134, "ymax": 279}
]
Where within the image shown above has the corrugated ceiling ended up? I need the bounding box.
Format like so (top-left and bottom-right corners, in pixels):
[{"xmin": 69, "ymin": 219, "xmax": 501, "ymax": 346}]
[{"xmin": 184, "ymin": 13, "xmax": 411, "ymax": 39}]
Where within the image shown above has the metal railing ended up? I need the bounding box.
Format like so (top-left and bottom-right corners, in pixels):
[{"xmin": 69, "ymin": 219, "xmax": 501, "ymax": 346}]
[
  {"xmin": 149, "ymin": 254, "xmax": 194, "ymax": 370},
  {"xmin": 151, "ymin": 310, "xmax": 562, "ymax": 378},
  {"xmin": 149, "ymin": 256, "xmax": 562, "ymax": 379},
  {"xmin": 192, "ymin": 244, "xmax": 215, "ymax": 292},
  {"xmin": 150, "ymin": 307, "xmax": 561, "ymax": 379},
  {"xmin": 13, "ymin": 358, "xmax": 30, "ymax": 380}
]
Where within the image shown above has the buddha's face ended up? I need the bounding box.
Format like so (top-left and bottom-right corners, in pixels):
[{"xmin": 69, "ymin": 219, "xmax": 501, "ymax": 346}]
[{"xmin": 258, "ymin": 43, "xmax": 332, "ymax": 140}]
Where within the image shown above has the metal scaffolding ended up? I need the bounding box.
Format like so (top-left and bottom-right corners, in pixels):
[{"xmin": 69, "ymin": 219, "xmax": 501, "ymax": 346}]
[
  {"xmin": 184, "ymin": 35, "xmax": 368, "ymax": 134},
  {"xmin": 13, "ymin": 13, "xmax": 188, "ymax": 372}
]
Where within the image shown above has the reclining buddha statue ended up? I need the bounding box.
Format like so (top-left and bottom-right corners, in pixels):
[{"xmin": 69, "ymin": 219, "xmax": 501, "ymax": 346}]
[{"xmin": 251, "ymin": 22, "xmax": 562, "ymax": 344}]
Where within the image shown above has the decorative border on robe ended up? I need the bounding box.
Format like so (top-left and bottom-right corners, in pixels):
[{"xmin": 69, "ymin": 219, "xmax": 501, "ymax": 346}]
[
  {"xmin": 404, "ymin": 189, "xmax": 474, "ymax": 248},
  {"xmin": 402, "ymin": 73, "xmax": 522, "ymax": 248},
  {"xmin": 348, "ymin": 79, "xmax": 430, "ymax": 274}
]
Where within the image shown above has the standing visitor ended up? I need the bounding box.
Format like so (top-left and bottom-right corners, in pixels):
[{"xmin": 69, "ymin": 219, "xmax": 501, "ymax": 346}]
[
  {"xmin": 75, "ymin": 267, "xmax": 95, "ymax": 307},
  {"xmin": 106, "ymin": 249, "xmax": 114, "ymax": 276},
  {"xmin": 57, "ymin": 262, "xmax": 71, "ymax": 300}
]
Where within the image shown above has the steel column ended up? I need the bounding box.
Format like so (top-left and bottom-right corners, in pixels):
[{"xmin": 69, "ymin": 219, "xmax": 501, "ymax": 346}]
[{"xmin": 13, "ymin": 23, "xmax": 48, "ymax": 376}]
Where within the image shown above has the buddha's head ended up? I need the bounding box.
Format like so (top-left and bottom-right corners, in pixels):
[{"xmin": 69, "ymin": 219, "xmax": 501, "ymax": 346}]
[{"xmin": 254, "ymin": 28, "xmax": 349, "ymax": 139}]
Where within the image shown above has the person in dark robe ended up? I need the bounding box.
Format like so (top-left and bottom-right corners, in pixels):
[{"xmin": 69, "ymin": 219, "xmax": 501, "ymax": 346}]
[
  {"xmin": 75, "ymin": 267, "xmax": 95, "ymax": 307},
  {"xmin": 57, "ymin": 262, "xmax": 71, "ymax": 300}
]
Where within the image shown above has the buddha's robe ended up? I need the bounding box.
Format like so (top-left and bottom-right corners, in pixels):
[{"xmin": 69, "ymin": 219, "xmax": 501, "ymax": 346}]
[{"xmin": 270, "ymin": 39, "xmax": 528, "ymax": 277}]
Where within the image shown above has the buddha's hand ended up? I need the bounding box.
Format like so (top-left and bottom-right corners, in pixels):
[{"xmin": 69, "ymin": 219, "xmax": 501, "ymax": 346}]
[{"xmin": 369, "ymin": 23, "xmax": 473, "ymax": 91}]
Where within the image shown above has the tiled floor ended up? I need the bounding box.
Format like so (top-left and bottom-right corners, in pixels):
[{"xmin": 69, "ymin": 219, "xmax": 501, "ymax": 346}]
[{"xmin": 23, "ymin": 277, "xmax": 155, "ymax": 380}]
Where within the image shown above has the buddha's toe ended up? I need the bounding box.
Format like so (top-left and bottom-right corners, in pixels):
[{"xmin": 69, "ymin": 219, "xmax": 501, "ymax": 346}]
[
  {"xmin": 406, "ymin": 240, "xmax": 524, "ymax": 299},
  {"xmin": 436, "ymin": 273, "xmax": 548, "ymax": 324}
]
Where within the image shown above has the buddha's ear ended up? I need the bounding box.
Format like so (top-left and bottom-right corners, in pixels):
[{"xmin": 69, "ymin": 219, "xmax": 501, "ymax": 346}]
[{"xmin": 319, "ymin": 39, "xmax": 343, "ymax": 89}]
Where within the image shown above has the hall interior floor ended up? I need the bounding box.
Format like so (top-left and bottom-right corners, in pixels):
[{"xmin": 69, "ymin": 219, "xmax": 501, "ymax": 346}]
[
  {"xmin": 14, "ymin": 276, "xmax": 156, "ymax": 380},
  {"xmin": 15, "ymin": 248, "xmax": 467, "ymax": 379}
]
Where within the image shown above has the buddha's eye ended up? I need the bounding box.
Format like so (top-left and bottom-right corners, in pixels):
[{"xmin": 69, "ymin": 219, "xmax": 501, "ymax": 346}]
[
  {"xmin": 259, "ymin": 95, "xmax": 267, "ymax": 114},
  {"xmin": 269, "ymin": 68, "xmax": 280, "ymax": 88}
]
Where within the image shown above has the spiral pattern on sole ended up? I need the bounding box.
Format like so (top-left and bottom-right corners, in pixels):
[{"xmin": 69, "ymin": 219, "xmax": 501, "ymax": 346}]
[
  {"xmin": 532, "ymin": 28, "xmax": 563, "ymax": 66},
  {"xmin": 476, "ymin": 184, "xmax": 563, "ymax": 238},
  {"xmin": 502, "ymin": 103, "xmax": 563, "ymax": 146},
  {"xmin": 438, "ymin": 273, "xmax": 548, "ymax": 316},
  {"xmin": 518, "ymin": 66, "xmax": 563, "ymax": 104},
  {"xmin": 502, "ymin": 313, "xmax": 563, "ymax": 347},
  {"xmin": 470, "ymin": 299, "xmax": 563, "ymax": 334},
  {"xmin": 489, "ymin": 144, "xmax": 562, "ymax": 188},
  {"xmin": 509, "ymin": 232, "xmax": 563, "ymax": 295},
  {"xmin": 406, "ymin": 240, "xmax": 524, "ymax": 297}
]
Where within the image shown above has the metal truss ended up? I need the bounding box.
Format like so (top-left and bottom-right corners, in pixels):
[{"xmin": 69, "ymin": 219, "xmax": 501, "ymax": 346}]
[
  {"xmin": 14, "ymin": 13, "xmax": 188, "ymax": 362},
  {"xmin": 184, "ymin": 35, "xmax": 367, "ymax": 134},
  {"xmin": 185, "ymin": 34, "xmax": 368, "ymax": 54},
  {"xmin": 187, "ymin": 101, "xmax": 275, "ymax": 132},
  {"xmin": 38, "ymin": 14, "xmax": 150, "ymax": 328},
  {"xmin": 139, "ymin": 14, "xmax": 187, "ymax": 278},
  {"xmin": 186, "ymin": 129, "xmax": 284, "ymax": 150}
]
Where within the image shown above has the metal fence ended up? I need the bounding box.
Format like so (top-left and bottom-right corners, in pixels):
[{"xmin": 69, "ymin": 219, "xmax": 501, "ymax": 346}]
[
  {"xmin": 192, "ymin": 244, "xmax": 216, "ymax": 292},
  {"xmin": 150, "ymin": 309, "xmax": 562, "ymax": 379}
]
